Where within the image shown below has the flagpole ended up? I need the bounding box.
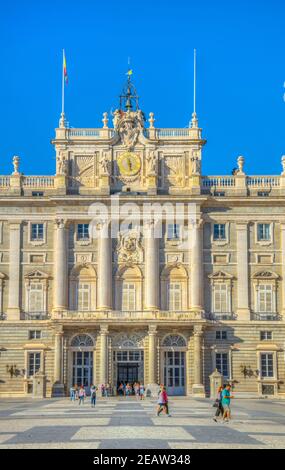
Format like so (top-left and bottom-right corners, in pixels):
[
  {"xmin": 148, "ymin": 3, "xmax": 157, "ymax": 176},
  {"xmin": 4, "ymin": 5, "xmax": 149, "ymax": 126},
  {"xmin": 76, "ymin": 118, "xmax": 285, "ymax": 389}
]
[
  {"xmin": 62, "ymin": 49, "xmax": 65, "ymax": 115},
  {"xmin": 193, "ymin": 48, "xmax": 196, "ymax": 115}
]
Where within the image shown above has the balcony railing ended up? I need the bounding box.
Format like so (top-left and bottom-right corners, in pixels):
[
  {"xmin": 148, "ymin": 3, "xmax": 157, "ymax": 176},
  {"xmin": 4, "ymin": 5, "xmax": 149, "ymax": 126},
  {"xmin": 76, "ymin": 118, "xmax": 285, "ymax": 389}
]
[
  {"xmin": 208, "ymin": 313, "xmax": 237, "ymax": 321},
  {"xmin": 251, "ymin": 312, "xmax": 281, "ymax": 321},
  {"xmin": 24, "ymin": 313, "xmax": 50, "ymax": 320},
  {"xmin": 52, "ymin": 310, "xmax": 205, "ymax": 321},
  {"xmin": 201, "ymin": 177, "xmax": 236, "ymax": 188},
  {"xmin": 22, "ymin": 176, "xmax": 55, "ymax": 188}
]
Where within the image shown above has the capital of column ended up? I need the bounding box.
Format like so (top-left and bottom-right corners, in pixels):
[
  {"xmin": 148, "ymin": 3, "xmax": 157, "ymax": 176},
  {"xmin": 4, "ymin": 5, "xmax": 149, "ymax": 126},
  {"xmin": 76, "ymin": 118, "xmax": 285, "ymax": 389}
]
[
  {"xmin": 100, "ymin": 325, "xmax": 109, "ymax": 335},
  {"xmin": 54, "ymin": 218, "xmax": 68, "ymax": 230},
  {"xmin": 193, "ymin": 325, "xmax": 204, "ymax": 337},
  {"xmin": 148, "ymin": 325, "xmax": 157, "ymax": 336}
]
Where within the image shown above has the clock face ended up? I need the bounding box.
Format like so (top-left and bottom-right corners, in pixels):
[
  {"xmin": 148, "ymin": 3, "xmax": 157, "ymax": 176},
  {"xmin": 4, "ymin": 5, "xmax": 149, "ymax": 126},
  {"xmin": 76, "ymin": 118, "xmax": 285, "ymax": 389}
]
[{"xmin": 117, "ymin": 152, "xmax": 141, "ymax": 176}]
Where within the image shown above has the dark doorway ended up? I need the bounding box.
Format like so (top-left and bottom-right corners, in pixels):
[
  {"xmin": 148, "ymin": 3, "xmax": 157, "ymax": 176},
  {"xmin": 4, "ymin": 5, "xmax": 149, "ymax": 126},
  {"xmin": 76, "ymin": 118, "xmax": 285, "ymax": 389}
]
[{"xmin": 117, "ymin": 363, "xmax": 139, "ymax": 386}]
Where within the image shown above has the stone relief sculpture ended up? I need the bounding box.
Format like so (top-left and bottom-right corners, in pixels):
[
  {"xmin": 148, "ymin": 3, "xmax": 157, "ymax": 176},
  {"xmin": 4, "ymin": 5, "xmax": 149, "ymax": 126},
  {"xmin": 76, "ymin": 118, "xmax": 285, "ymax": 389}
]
[
  {"xmin": 113, "ymin": 109, "xmax": 144, "ymax": 151},
  {"xmin": 57, "ymin": 152, "xmax": 69, "ymax": 176},
  {"xmin": 165, "ymin": 156, "xmax": 184, "ymax": 186},
  {"xmin": 116, "ymin": 229, "xmax": 143, "ymax": 264}
]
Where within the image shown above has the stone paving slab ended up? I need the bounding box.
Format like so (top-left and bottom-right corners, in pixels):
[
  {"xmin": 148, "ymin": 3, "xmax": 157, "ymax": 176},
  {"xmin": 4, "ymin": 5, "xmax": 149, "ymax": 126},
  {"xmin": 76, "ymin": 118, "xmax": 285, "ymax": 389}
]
[{"xmin": 72, "ymin": 426, "xmax": 194, "ymax": 441}]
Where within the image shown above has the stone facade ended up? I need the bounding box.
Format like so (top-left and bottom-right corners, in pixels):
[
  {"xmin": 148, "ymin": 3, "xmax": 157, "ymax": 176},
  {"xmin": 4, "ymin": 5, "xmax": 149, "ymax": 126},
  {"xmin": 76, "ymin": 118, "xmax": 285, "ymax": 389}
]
[{"xmin": 0, "ymin": 78, "xmax": 285, "ymax": 398}]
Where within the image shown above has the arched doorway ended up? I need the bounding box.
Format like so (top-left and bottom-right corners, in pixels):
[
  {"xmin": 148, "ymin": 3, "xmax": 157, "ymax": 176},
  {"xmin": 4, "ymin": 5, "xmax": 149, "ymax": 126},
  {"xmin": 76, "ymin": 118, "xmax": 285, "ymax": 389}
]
[
  {"xmin": 162, "ymin": 334, "xmax": 187, "ymax": 396},
  {"xmin": 112, "ymin": 332, "xmax": 145, "ymax": 392},
  {"xmin": 70, "ymin": 334, "xmax": 95, "ymax": 394}
]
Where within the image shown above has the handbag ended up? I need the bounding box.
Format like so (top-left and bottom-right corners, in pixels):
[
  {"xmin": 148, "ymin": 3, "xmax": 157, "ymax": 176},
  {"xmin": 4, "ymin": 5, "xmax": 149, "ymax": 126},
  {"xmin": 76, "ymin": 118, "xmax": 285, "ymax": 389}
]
[{"xmin": 212, "ymin": 399, "xmax": 219, "ymax": 408}]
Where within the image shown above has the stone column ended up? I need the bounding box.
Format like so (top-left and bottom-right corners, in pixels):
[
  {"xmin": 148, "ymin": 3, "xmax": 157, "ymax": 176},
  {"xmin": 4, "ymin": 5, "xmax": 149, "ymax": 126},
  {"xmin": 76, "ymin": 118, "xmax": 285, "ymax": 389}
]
[
  {"xmin": 148, "ymin": 325, "xmax": 157, "ymax": 384},
  {"xmin": 192, "ymin": 325, "xmax": 205, "ymax": 397},
  {"xmin": 144, "ymin": 221, "xmax": 159, "ymax": 310},
  {"xmin": 190, "ymin": 219, "xmax": 204, "ymax": 312},
  {"xmin": 100, "ymin": 325, "xmax": 108, "ymax": 386},
  {"xmin": 52, "ymin": 328, "xmax": 64, "ymax": 397},
  {"xmin": 7, "ymin": 221, "xmax": 21, "ymax": 320},
  {"xmin": 281, "ymin": 223, "xmax": 285, "ymax": 314},
  {"xmin": 236, "ymin": 222, "xmax": 250, "ymax": 320},
  {"xmin": 97, "ymin": 223, "xmax": 112, "ymax": 310},
  {"xmin": 53, "ymin": 219, "xmax": 68, "ymax": 311}
]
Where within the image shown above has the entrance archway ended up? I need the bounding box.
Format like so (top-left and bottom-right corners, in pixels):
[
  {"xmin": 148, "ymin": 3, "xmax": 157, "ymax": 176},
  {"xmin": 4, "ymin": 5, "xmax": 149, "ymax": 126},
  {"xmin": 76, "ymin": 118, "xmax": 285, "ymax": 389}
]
[
  {"xmin": 112, "ymin": 333, "xmax": 145, "ymax": 393},
  {"xmin": 70, "ymin": 334, "xmax": 95, "ymax": 394},
  {"xmin": 162, "ymin": 334, "xmax": 187, "ymax": 396}
]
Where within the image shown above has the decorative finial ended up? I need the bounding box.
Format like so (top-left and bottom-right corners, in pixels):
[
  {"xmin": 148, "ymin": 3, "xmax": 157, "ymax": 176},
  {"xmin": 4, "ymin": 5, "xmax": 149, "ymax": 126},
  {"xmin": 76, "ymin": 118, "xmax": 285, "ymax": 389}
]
[
  {"xmin": 12, "ymin": 155, "xmax": 20, "ymax": 175},
  {"xmin": 148, "ymin": 112, "xmax": 155, "ymax": 128},
  {"xmin": 281, "ymin": 155, "xmax": 285, "ymax": 175},
  {"xmin": 191, "ymin": 112, "xmax": 198, "ymax": 128},
  {"xmin": 59, "ymin": 112, "xmax": 66, "ymax": 128},
  {"xmin": 237, "ymin": 155, "xmax": 245, "ymax": 174},
  {"xmin": 102, "ymin": 112, "xmax": 109, "ymax": 129}
]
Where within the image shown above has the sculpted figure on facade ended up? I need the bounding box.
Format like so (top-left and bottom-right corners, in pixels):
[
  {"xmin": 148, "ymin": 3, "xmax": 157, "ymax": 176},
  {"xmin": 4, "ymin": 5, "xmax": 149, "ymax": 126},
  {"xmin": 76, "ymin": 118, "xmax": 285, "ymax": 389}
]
[
  {"xmin": 99, "ymin": 151, "xmax": 111, "ymax": 175},
  {"xmin": 146, "ymin": 150, "xmax": 157, "ymax": 175},
  {"xmin": 57, "ymin": 151, "xmax": 69, "ymax": 176}
]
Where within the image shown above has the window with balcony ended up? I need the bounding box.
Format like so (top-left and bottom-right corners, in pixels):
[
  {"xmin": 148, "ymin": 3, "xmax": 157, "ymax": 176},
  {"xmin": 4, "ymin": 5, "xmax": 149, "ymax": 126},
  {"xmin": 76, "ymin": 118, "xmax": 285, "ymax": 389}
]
[
  {"xmin": 257, "ymin": 284, "xmax": 273, "ymax": 313},
  {"xmin": 260, "ymin": 353, "xmax": 274, "ymax": 377},
  {"xmin": 28, "ymin": 283, "xmax": 44, "ymax": 313},
  {"xmin": 209, "ymin": 271, "xmax": 233, "ymax": 319},
  {"xmin": 252, "ymin": 271, "xmax": 279, "ymax": 320},
  {"xmin": 168, "ymin": 282, "xmax": 182, "ymax": 311}
]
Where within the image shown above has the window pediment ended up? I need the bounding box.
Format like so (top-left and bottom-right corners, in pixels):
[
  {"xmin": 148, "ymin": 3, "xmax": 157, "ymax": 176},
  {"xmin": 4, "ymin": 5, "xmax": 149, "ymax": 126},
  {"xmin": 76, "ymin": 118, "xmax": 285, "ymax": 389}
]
[
  {"xmin": 25, "ymin": 269, "xmax": 49, "ymax": 280},
  {"xmin": 252, "ymin": 271, "xmax": 279, "ymax": 280},
  {"xmin": 208, "ymin": 271, "xmax": 234, "ymax": 280}
]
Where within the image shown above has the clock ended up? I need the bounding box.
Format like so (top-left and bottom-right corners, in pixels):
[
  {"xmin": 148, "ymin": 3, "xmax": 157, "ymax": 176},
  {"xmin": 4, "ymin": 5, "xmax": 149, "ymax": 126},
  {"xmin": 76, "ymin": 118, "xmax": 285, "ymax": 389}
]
[{"xmin": 117, "ymin": 152, "xmax": 141, "ymax": 176}]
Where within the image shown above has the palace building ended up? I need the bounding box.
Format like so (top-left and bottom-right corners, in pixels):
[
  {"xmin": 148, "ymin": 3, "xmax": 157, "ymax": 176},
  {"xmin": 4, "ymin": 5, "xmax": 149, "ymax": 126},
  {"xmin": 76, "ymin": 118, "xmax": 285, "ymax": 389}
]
[{"xmin": 0, "ymin": 74, "xmax": 285, "ymax": 398}]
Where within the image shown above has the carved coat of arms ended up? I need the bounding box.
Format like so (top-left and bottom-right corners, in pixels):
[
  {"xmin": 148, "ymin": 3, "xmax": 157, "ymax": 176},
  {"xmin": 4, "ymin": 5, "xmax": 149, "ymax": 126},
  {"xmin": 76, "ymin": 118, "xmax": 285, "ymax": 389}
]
[{"xmin": 116, "ymin": 230, "xmax": 143, "ymax": 264}]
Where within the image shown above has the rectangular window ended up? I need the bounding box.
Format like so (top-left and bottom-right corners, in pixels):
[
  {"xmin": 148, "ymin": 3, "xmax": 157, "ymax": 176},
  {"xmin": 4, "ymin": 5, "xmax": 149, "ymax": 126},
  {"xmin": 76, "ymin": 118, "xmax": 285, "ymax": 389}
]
[
  {"xmin": 29, "ymin": 330, "xmax": 41, "ymax": 340},
  {"xmin": 213, "ymin": 284, "xmax": 228, "ymax": 313},
  {"xmin": 28, "ymin": 352, "xmax": 41, "ymax": 376},
  {"xmin": 213, "ymin": 224, "xmax": 226, "ymax": 240},
  {"xmin": 77, "ymin": 224, "xmax": 90, "ymax": 240},
  {"xmin": 167, "ymin": 224, "xmax": 180, "ymax": 240},
  {"xmin": 122, "ymin": 283, "xmax": 136, "ymax": 311},
  {"xmin": 257, "ymin": 223, "xmax": 271, "ymax": 241},
  {"xmin": 77, "ymin": 283, "xmax": 90, "ymax": 311},
  {"xmin": 261, "ymin": 353, "xmax": 274, "ymax": 377},
  {"xmin": 216, "ymin": 330, "xmax": 227, "ymax": 340},
  {"xmin": 258, "ymin": 284, "xmax": 273, "ymax": 312},
  {"xmin": 31, "ymin": 223, "xmax": 44, "ymax": 241},
  {"xmin": 168, "ymin": 283, "xmax": 182, "ymax": 310},
  {"xmin": 29, "ymin": 283, "xmax": 44, "ymax": 312},
  {"xmin": 215, "ymin": 353, "xmax": 229, "ymax": 378},
  {"xmin": 260, "ymin": 331, "xmax": 272, "ymax": 341}
]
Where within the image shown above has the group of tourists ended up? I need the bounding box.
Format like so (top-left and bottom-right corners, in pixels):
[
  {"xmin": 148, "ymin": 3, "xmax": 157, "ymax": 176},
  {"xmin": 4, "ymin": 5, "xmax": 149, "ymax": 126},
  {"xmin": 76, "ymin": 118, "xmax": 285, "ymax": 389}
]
[
  {"xmin": 117, "ymin": 382, "xmax": 145, "ymax": 399},
  {"xmin": 213, "ymin": 384, "xmax": 234, "ymax": 423},
  {"xmin": 70, "ymin": 381, "xmax": 234, "ymax": 422}
]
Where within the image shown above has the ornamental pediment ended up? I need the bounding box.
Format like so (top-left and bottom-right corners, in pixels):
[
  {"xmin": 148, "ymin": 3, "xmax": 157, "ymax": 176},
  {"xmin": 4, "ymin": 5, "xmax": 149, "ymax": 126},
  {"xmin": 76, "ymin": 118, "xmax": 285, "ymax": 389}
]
[
  {"xmin": 252, "ymin": 270, "xmax": 279, "ymax": 279},
  {"xmin": 25, "ymin": 269, "xmax": 49, "ymax": 279},
  {"xmin": 208, "ymin": 270, "xmax": 234, "ymax": 280}
]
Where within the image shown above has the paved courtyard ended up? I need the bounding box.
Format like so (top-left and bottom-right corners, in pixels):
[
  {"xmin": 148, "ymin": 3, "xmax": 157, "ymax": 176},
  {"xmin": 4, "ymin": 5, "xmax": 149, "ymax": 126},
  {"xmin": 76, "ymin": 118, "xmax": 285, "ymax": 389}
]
[{"xmin": 0, "ymin": 397, "xmax": 284, "ymax": 449}]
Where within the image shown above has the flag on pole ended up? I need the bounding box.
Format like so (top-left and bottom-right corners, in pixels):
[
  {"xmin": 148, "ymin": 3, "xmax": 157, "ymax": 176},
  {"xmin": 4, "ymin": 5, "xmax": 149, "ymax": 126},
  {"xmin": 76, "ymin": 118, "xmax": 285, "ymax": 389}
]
[{"xmin": 63, "ymin": 50, "xmax": 68, "ymax": 84}]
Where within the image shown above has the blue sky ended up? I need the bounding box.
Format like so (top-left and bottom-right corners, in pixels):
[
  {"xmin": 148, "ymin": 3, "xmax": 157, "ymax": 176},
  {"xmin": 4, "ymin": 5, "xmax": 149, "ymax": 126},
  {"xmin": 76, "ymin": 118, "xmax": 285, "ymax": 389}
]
[{"xmin": 0, "ymin": 0, "xmax": 284, "ymax": 176}]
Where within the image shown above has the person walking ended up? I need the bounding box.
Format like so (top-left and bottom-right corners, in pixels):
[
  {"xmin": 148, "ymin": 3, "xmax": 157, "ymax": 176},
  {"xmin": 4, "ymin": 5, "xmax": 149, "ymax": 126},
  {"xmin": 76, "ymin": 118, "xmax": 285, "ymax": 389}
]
[
  {"xmin": 221, "ymin": 384, "xmax": 234, "ymax": 422},
  {"xmin": 213, "ymin": 385, "xmax": 225, "ymax": 422},
  {"xmin": 78, "ymin": 385, "xmax": 86, "ymax": 405},
  {"xmin": 139, "ymin": 383, "xmax": 145, "ymax": 400},
  {"xmin": 157, "ymin": 386, "xmax": 171, "ymax": 417},
  {"xmin": 70, "ymin": 385, "xmax": 76, "ymax": 401},
  {"xmin": 90, "ymin": 384, "xmax": 97, "ymax": 408},
  {"xmin": 74, "ymin": 384, "xmax": 79, "ymax": 400}
]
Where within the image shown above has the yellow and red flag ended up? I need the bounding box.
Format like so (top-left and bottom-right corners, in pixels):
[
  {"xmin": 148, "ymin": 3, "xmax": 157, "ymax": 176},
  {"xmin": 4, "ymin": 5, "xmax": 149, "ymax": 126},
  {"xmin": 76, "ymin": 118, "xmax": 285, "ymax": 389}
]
[{"xmin": 63, "ymin": 50, "xmax": 68, "ymax": 84}]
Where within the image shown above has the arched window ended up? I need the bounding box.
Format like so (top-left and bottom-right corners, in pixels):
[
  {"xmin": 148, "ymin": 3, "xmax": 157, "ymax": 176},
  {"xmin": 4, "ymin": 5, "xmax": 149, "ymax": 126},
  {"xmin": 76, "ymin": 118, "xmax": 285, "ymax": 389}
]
[
  {"xmin": 162, "ymin": 334, "xmax": 186, "ymax": 348},
  {"xmin": 115, "ymin": 266, "xmax": 142, "ymax": 311},
  {"xmin": 71, "ymin": 334, "xmax": 94, "ymax": 348},
  {"xmin": 161, "ymin": 265, "xmax": 188, "ymax": 311}
]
